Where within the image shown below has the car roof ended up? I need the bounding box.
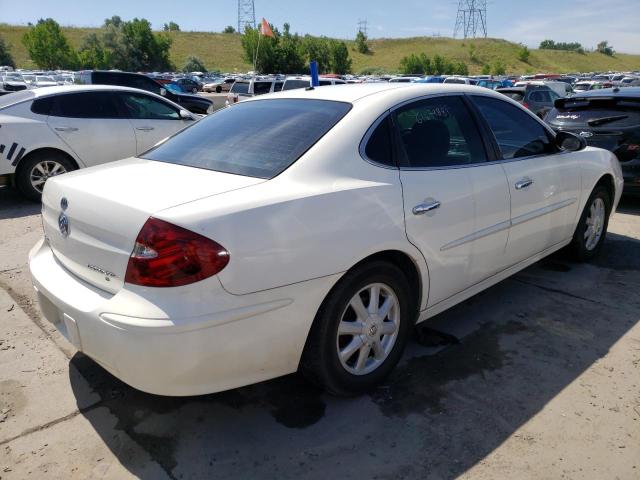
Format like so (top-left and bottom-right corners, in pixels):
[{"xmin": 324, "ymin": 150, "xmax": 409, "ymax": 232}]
[
  {"xmin": 246, "ymin": 83, "xmax": 509, "ymax": 105},
  {"xmin": 29, "ymin": 84, "xmax": 157, "ymax": 98},
  {"xmin": 572, "ymin": 86, "xmax": 640, "ymax": 98}
]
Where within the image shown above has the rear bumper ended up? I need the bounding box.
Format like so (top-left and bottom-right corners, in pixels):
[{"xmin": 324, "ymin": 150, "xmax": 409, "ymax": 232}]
[{"xmin": 29, "ymin": 238, "xmax": 340, "ymax": 396}]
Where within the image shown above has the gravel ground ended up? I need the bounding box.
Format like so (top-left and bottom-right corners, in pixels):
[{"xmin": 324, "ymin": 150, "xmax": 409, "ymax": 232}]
[{"xmin": 0, "ymin": 186, "xmax": 638, "ymax": 480}]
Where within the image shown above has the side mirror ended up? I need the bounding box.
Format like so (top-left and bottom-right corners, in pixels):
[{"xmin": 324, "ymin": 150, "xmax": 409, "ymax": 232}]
[
  {"xmin": 556, "ymin": 131, "xmax": 587, "ymax": 152},
  {"xmin": 179, "ymin": 109, "xmax": 193, "ymax": 120},
  {"xmin": 160, "ymin": 88, "xmax": 167, "ymax": 96}
]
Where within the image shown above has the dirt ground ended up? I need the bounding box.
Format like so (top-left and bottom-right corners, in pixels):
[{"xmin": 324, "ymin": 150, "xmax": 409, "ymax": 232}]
[{"xmin": 0, "ymin": 186, "xmax": 638, "ymax": 480}]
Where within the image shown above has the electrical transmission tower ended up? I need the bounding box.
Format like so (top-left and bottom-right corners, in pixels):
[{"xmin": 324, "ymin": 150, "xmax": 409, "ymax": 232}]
[
  {"xmin": 453, "ymin": 0, "xmax": 487, "ymax": 39},
  {"xmin": 357, "ymin": 19, "xmax": 368, "ymax": 37},
  {"xmin": 238, "ymin": 0, "xmax": 256, "ymax": 33}
]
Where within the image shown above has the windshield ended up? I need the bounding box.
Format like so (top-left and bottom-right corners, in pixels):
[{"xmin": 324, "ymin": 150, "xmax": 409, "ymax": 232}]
[
  {"xmin": 36, "ymin": 76, "xmax": 55, "ymax": 82},
  {"xmin": 142, "ymin": 99, "xmax": 352, "ymax": 179}
]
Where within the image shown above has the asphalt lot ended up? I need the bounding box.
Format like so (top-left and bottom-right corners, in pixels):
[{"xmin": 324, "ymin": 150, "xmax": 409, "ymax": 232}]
[{"xmin": 0, "ymin": 186, "xmax": 639, "ymax": 479}]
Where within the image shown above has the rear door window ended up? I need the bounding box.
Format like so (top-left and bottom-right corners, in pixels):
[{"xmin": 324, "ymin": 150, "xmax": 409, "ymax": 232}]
[
  {"xmin": 142, "ymin": 99, "xmax": 352, "ymax": 178},
  {"xmin": 392, "ymin": 96, "xmax": 486, "ymax": 167},
  {"xmin": 230, "ymin": 81, "xmax": 250, "ymax": 94},
  {"xmin": 253, "ymin": 82, "xmax": 273, "ymax": 95},
  {"xmin": 51, "ymin": 92, "xmax": 119, "ymax": 118}
]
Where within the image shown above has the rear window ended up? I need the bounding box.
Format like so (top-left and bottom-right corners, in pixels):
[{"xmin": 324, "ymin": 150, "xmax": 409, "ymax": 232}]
[
  {"xmin": 547, "ymin": 99, "xmax": 640, "ymax": 127},
  {"xmin": 142, "ymin": 99, "xmax": 352, "ymax": 178},
  {"xmin": 501, "ymin": 92, "xmax": 524, "ymax": 102},
  {"xmin": 253, "ymin": 81, "xmax": 272, "ymax": 95},
  {"xmin": 230, "ymin": 81, "xmax": 250, "ymax": 94},
  {"xmin": 282, "ymin": 79, "xmax": 310, "ymax": 91}
]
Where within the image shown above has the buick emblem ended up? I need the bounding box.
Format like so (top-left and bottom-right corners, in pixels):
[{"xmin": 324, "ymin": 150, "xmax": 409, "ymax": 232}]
[
  {"xmin": 60, "ymin": 197, "xmax": 68, "ymax": 210},
  {"xmin": 579, "ymin": 131, "xmax": 594, "ymax": 138},
  {"xmin": 58, "ymin": 212, "xmax": 69, "ymax": 238}
]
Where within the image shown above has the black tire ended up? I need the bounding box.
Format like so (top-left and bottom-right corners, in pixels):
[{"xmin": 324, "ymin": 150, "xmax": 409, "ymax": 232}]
[
  {"xmin": 16, "ymin": 151, "xmax": 76, "ymax": 202},
  {"xmin": 215, "ymin": 85, "xmax": 222, "ymax": 93},
  {"xmin": 300, "ymin": 261, "xmax": 414, "ymax": 396},
  {"xmin": 568, "ymin": 185, "xmax": 611, "ymax": 262}
]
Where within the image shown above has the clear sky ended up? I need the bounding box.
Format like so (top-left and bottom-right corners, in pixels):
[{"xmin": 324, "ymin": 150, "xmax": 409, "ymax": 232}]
[{"xmin": 1, "ymin": 0, "xmax": 639, "ymax": 53}]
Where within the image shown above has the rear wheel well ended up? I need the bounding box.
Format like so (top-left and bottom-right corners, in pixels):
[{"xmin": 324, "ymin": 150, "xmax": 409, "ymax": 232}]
[
  {"xmin": 15, "ymin": 148, "xmax": 79, "ymax": 176},
  {"xmin": 348, "ymin": 250, "xmax": 422, "ymax": 322}
]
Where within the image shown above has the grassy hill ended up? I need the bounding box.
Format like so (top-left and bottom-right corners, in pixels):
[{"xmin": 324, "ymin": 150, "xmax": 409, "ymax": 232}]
[{"xmin": 2, "ymin": 24, "xmax": 640, "ymax": 74}]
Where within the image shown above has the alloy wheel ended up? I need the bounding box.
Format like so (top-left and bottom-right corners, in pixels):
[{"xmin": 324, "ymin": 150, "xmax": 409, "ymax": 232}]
[
  {"xmin": 584, "ymin": 197, "xmax": 606, "ymax": 251},
  {"xmin": 30, "ymin": 160, "xmax": 67, "ymax": 193},
  {"xmin": 336, "ymin": 282, "xmax": 400, "ymax": 376}
]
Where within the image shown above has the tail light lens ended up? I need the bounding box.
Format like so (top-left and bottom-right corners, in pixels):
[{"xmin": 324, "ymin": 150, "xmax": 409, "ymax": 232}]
[
  {"xmin": 125, "ymin": 218, "xmax": 229, "ymax": 287},
  {"xmin": 522, "ymin": 102, "xmax": 530, "ymax": 110}
]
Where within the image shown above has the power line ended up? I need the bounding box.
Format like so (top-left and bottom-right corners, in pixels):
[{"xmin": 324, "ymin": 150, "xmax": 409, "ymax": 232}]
[
  {"xmin": 453, "ymin": 0, "xmax": 487, "ymax": 39},
  {"xmin": 238, "ymin": 0, "xmax": 256, "ymax": 33}
]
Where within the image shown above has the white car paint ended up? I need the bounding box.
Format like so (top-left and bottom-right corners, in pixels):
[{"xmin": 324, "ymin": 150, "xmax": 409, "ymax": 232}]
[
  {"xmin": 29, "ymin": 83, "xmax": 624, "ymax": 396},
  {"xmin": 0, "ymin": 85, "xmax": 195, "ymax": 178}
]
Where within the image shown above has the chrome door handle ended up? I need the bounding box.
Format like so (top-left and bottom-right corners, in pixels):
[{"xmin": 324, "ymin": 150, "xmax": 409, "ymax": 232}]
[
  {"xmin": 54, "ymin": 127, "xmax": 78, "ymax": 132},
  {"xmin": 136, "ymin": 126, "xmax": 155, "ymax": 131},
  {"xmin": 412, "ymin": 200, "xmax": 441, "ymax": 215},
  {"xmin": 515, "ymin": 177, "xmax": 534, "ymax": 190}
]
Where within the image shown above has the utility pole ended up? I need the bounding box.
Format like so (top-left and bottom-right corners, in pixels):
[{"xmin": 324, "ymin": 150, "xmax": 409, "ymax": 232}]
[
  {"xmin": 238, "ymin": 0, "xmax": 256, "ymax": 34},
  {"xmin": 453, "ymin": 0, "xmax": 487, "ymax": 39}
]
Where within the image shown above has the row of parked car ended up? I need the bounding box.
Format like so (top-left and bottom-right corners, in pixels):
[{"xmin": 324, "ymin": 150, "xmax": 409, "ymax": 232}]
[{"xmin": 0, "ymin": 66, "xmax": 639, "ymax": 200}]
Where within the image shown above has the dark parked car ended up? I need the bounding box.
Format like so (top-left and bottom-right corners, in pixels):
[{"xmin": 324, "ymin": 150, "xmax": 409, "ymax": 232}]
[
  {"xmin": 546, "ymin": 87, "xmax": 640, "ymax": 195},
  {"xmin": 76, "ymin": 71, "xmax": 213, "ymax": 115},
  {"xmin": 174, "ymin": 77, "xmax": 202, "ymax": 93},
  {"xmin": 496, "ymin": 85, "xmax": 560, "ymax": 118}
]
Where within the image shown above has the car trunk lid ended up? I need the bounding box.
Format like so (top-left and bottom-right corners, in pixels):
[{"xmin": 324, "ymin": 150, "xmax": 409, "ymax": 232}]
[{"xmin": 41, "ymin": 158, "xmax": 264, "ymax": 293}]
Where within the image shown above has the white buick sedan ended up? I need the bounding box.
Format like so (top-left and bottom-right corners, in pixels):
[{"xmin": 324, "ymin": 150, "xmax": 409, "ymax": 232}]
[
  {"xmin": 29, "ymin": 84, "xmax": 623, "ymax": 396},
  {"xmin": 0, "ymin": 85, "xmax": 196, "ymax": 200}
]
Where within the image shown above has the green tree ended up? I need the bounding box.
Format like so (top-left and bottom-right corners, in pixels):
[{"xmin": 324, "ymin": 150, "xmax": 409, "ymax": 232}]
[
  {"xmin": 399, "ymin": 53, "xmax": 430, "ymax": 75},
  {"xmin": 329, "ymin": 40, "xmax": 352, "ymax": 74},
  {"xmin": 163, "ymin": 21, "xmax": 180, "ymax": 32},
  {"xmin": 242, "ymin": 25, "xmax": 280, "ymax": 73},
  {"xmin": 183, "ymin": 55, "xmax": 207, "ymax": 72},
  {"xmin": 302, "ymin": 35, "xmax": 332, "ymax": 73},
  {"xmin": 355, "ymin": 30, "xmax": 370, "ymax": 54},
  {"xmin": 276, "ymin": 24, "xmax": 306, "ymax": 73},
  {"xmin": 22, "ymin": 18, "xmax": 77, "ymax": 69},
  {"xmin": 101, "ymin": 17, "xmax": 173, "ymax": 71},
  {"xmin": 491, "ymin": 60, "xmax": 506, "ymax": 76},
  {"xmin": 597, "ymin": 40, "xmax": 614, "ymax": 56},
  {"xmin": 481, "ymin": 64, "xmax": 491, "ymax": 75},
  {"xmin": 77, "ymin": 33, "xmax": 110, "ymax": 69},
  {"xmin": 223, "ymin": 25, "xmax": 236, "ymax": 34},
  {"xmin": 0, "ymin": 35, "xmax": 15, "ymax": 68},
  {"xmin": 518, "ymin": 45, "xmax": 530, "ymax": 63}
]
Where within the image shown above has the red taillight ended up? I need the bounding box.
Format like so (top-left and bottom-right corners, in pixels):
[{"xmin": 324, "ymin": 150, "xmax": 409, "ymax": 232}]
[
  {"xmin": 522, "ymin": 102, "xmax": 530, "ymax": 110},
  {"xmin": 125, "ymin": 218, "xmax": 229, "ymax": 288}
]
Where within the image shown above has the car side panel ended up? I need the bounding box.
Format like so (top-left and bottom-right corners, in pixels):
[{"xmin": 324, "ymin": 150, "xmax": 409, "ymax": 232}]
[
  {"xmin": 157, "ymin": 169, "xmax": 426, "ymax": 299},
  {"xmin": 0, "ymin": 103, "xmax": 81, "ymax": 175}
]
